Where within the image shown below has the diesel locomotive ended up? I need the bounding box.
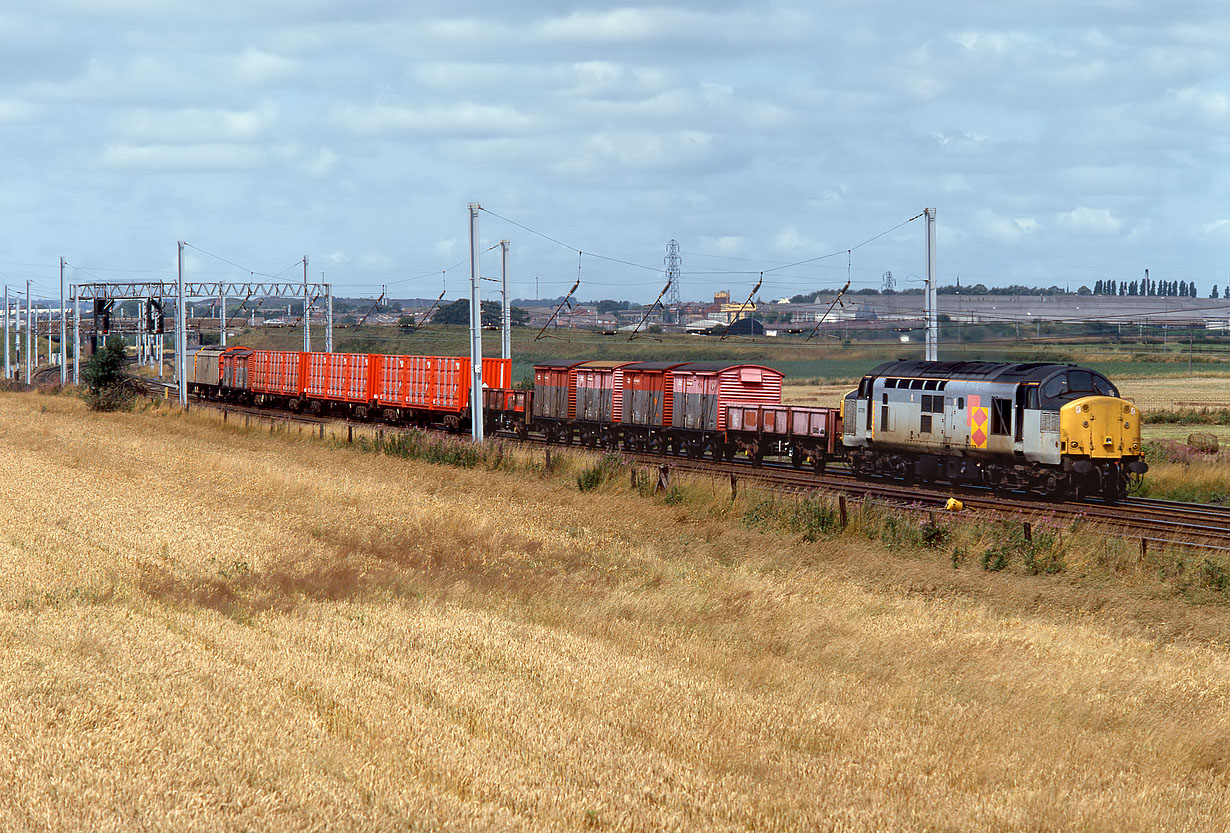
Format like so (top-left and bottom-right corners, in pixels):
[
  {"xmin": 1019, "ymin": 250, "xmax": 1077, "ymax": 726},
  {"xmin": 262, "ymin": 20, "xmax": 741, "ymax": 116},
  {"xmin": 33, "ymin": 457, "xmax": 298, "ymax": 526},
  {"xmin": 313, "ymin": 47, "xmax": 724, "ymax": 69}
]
[{"xmin": 842, "ymin": 360, "xmax": 1147, "ymax": 501}]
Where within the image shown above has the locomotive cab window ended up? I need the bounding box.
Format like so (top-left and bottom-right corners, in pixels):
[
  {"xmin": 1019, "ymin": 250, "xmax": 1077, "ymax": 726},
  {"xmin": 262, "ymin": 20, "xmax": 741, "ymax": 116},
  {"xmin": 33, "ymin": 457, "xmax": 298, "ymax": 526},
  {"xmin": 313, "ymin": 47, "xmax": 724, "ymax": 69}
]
[{"xmin": 1068, "ymin": 370, "xmax": 1095, "ymax": 393}]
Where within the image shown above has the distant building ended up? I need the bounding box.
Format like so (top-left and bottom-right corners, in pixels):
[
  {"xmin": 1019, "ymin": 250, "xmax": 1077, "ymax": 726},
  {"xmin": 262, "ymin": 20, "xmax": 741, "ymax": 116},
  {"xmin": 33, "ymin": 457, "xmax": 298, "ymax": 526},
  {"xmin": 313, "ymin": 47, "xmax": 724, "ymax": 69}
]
[{"xmin": 720, "ymin": 302, "xmax": 757, "ymax": 323}]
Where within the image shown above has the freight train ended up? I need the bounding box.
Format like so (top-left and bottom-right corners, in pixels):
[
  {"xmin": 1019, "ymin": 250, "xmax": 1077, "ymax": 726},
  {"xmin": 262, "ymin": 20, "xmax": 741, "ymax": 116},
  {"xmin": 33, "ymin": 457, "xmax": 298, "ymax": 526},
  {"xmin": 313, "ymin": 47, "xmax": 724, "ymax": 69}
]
[{"xmin": 191, "ymin": 346, "xmax": 1147, "ymax": 502}]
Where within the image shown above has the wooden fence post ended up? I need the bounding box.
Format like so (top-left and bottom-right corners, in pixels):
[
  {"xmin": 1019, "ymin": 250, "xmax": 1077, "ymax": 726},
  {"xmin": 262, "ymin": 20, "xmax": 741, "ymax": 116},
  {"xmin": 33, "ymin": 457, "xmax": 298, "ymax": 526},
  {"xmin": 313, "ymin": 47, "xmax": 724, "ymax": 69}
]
[
  {"xmin": 1023, "ymin": 521, "xmax": 1032, "ymax": 542},
  {"xmin": 730, "ymin": 473, "xmax": 738, "ymax": 501},
  {"xmin": 655, "ymin": 464, "xmax": 670, "ymax": 495},
  {"xmin": 839, "ymin": 495, "xmax": 848, "ymax": 530}
]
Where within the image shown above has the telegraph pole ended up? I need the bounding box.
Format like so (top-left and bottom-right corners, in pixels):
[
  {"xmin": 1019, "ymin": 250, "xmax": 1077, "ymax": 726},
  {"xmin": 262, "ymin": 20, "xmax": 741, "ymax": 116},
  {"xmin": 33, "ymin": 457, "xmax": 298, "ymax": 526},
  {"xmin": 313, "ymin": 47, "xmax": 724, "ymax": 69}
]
[
  {"xmin": 3, "ymin": 285, "xmax": 8, "ymax": 380},
  {"xmin": 25, "ymin": 280, "xmax": 32, "ymax": 383},
  {"xmin": 325, "ymin": 277, "xmax": 333, "ymax": 353},
  {"xmin": 72, "ymin": 286, "xmax": 79, "ymax": 384},
  {"xmin": 177, "ymin": 241, "xmax": 187, "ymax": 407},
  {"xmin": 468, "ymin": 202, "xmax": 484, "ymax": 442},
  {"xmin": 59, "ymin": 258, "xmax": 66, "ymax": 384},
  {"xmin": 15, "ymin": 289, "xmax": 21, "ymax": 378},
  {"xmin": 219, "ymin": 285, "xmax": 226, "ymax": 347},
  {"xmin": 303, "ymin": 256, "xmax": 310, "ymax": 352},
  {"xmin": 500, "ymin": 239, "xmax": 510, "ymax": 362},
  {"xmin": 925, "ymin": 207, "xmax": 938, "ymax": 361}
]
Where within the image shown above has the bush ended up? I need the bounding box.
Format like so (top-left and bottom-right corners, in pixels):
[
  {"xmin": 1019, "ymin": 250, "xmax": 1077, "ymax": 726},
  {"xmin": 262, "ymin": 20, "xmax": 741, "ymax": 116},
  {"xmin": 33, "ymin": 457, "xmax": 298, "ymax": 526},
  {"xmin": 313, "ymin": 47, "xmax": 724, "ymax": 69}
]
[
  {"xmin": 742, "ymin": 496, "xmax": 838, "ymax": 542},
  {"xmin": 1188, "ymin": 432, "xmax": 1220, "ymax": 453},
  {"xmin": 80, "ymin": 336, "xmax": 135, "ymax": 411},
  {"xmin": 576, "ymin": 454, "xmax": 624, "ymax": 492},
  {"xmin": 977, "ymin": 521, "xmax": 1064, "ymax": 575}
]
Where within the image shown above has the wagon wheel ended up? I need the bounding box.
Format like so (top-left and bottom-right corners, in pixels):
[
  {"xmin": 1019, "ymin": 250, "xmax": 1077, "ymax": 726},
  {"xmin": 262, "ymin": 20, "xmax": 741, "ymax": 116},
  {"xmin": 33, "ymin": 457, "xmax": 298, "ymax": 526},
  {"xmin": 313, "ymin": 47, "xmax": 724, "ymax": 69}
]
[
  {"xmin": 791, "ymin": 447, "xmax": 803, "ymax": 469},
  {"xmin": 812, "ymin": 454, "xmax": 826, "ymax": 474}
]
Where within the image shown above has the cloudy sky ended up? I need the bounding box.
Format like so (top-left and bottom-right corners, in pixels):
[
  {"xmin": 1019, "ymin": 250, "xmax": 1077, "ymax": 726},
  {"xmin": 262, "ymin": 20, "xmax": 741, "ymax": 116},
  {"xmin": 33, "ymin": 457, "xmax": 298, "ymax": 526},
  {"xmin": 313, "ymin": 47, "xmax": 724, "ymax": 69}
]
[{"xmin": 2, "ymin": 0, "xmax": 1227, "ymax": 304}]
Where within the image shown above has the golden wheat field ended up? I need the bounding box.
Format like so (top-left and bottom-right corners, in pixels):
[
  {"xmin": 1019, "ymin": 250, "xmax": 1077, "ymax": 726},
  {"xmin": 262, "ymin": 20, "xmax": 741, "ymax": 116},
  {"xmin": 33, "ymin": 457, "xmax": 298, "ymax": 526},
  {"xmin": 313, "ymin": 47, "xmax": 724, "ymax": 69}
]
[{"xmin": 2, "ymin": 392, "xmax": 1229, "ymax": 832}]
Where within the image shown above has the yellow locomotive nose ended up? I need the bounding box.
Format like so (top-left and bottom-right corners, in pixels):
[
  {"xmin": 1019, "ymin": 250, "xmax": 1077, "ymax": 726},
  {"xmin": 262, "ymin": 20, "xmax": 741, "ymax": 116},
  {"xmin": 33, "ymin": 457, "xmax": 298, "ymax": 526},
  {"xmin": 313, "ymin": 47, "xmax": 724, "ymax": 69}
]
[{"xmin": 1060, "ymin": 396, "xmax": 1140, "ymax": 458}]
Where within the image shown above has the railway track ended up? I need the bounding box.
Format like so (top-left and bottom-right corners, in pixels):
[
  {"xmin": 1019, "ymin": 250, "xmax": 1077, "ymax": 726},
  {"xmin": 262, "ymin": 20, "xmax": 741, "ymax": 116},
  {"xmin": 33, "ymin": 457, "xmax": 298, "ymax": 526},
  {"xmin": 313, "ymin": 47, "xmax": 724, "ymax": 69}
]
[
  {"xmin": 619, "ymin": 454, "xmax": 1230, "ymax": 550},
  {"xmin": 119, "ymin": 378, "xmax": 1230, "ymax": 553}
]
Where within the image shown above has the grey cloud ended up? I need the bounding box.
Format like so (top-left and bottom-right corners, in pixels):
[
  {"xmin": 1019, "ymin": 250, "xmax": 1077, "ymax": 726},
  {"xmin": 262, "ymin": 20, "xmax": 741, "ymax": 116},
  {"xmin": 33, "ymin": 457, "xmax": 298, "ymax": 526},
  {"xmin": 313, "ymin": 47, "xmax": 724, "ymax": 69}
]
[{"xmin": 0, "ymin": 1, "xmax": 1226, "ymax": 300}]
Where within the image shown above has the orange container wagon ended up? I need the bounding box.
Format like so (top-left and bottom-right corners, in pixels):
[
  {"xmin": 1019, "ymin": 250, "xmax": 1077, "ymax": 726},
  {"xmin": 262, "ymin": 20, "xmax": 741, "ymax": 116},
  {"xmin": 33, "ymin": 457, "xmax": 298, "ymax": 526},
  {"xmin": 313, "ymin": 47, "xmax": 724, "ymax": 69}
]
[
  {"xmin": 304, "ymin": 352, "xmax": 372, "ymax": 404},
  {"xmin": 374, "ymin": 354, "xmax": 466, "ymax": 412},
  {"xmin": 250, "ymin": 350, "xmax": 307, "ymax": 397},
  {"xmin": 480, "ymin": 357, "xmax": 511, "ymax": 391}
]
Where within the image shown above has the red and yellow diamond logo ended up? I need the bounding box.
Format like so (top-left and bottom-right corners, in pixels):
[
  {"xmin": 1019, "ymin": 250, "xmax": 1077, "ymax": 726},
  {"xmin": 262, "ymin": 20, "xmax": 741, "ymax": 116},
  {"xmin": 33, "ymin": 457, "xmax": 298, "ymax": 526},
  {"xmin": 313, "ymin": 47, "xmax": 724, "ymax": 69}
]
[{"xmin": 968, "ymin": 394, "xmax": 988, "ymax": 448}]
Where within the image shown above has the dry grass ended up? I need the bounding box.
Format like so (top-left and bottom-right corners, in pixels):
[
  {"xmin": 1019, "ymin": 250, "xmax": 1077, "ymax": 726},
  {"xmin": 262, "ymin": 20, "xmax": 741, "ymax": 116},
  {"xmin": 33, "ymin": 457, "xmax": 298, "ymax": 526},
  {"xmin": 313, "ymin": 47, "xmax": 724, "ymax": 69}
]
[
  {"xmin": 1119, "ymin": 375, "xmax": 1230, "ymax": 411},
  {"xmin": 2, "ymin": 391, "xmax": 1229, "ymax": 831},
  {"xmin": 780, "ymin": 382, "xmax": 854, "ymax": 408}
]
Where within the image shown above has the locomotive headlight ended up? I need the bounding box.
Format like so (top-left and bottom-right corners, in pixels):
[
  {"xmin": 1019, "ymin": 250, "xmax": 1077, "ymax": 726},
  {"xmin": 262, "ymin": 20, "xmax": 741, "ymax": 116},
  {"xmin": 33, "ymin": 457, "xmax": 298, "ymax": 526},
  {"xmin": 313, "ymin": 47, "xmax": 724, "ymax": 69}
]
[
  {"xmin": 1124, "ymin": 421, "xmax": 1130, "ymax": 428},
  {"xmin": 1083, "ymin": 420, "xmax": 1089, "ymax": 427}
]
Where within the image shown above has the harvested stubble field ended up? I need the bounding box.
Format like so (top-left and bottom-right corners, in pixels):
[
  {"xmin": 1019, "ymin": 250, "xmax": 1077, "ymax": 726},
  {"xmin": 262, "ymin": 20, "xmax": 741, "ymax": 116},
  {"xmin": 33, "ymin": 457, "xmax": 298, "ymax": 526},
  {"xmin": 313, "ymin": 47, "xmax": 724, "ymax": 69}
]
[{"xmin": 2, "ymin": 392, "xmax": 1229, "ymax": 832}]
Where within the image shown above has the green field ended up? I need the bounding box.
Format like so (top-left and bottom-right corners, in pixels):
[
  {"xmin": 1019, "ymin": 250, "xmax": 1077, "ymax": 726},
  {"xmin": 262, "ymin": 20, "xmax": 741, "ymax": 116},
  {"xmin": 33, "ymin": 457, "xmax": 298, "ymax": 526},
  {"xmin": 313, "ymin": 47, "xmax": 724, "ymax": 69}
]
[{"xmin": 236, "ymin": 324, "xmax": 1230, "ymax": 385}]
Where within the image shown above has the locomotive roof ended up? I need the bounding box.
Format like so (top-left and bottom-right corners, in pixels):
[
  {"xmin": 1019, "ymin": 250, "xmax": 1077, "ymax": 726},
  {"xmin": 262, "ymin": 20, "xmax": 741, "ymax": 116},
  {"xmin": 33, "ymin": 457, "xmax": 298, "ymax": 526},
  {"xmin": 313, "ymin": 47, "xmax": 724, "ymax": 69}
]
[{"xmin": 867, "ymin": 359, "xmax": 1088, "ymax": 383}]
